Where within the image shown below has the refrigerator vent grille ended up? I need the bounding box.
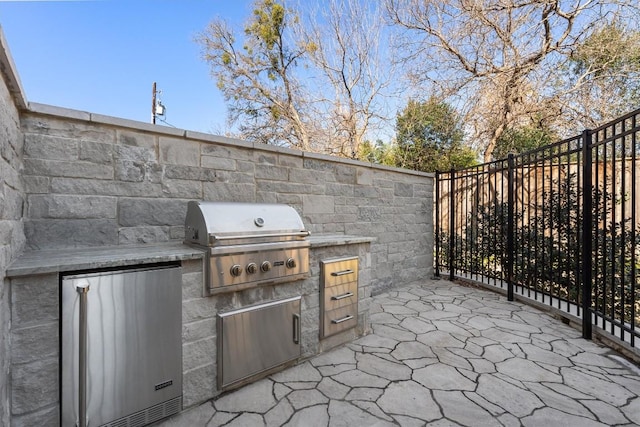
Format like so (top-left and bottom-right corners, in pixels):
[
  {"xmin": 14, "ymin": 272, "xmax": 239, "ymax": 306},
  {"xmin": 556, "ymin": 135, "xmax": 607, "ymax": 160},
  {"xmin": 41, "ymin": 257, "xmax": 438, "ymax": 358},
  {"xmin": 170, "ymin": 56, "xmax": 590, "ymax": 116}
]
[{"xmin": 101, "ymin": 396, "xmax": 182, "ymax": 427}]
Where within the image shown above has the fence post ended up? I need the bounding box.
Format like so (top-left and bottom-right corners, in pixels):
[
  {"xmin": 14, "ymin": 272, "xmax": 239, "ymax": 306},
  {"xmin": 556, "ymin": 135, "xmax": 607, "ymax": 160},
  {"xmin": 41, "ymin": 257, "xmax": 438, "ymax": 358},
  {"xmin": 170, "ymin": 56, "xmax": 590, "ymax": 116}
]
[
  {"xmin": 435, "ymin": 171, "xmax": 441, "ymax": 277},
  {"xmin": 581, "ymin": 129, "xmax": 593, "ymax": 340},
  {"xmin": 507, "ymin": 154, "xmax": 515, "ymax": 301},
  {"xmin": 449, "ymin": 169, "xmax": 455, "ymax": 281}
]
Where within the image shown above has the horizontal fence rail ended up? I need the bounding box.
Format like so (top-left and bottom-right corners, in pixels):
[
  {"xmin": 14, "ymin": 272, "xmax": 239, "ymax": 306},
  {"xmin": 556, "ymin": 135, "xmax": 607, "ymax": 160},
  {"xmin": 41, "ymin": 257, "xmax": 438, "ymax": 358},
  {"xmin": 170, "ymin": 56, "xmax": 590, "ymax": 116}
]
[{"xmin": 436, "ymin": 108, "xmax": 640, "ymax": 352}]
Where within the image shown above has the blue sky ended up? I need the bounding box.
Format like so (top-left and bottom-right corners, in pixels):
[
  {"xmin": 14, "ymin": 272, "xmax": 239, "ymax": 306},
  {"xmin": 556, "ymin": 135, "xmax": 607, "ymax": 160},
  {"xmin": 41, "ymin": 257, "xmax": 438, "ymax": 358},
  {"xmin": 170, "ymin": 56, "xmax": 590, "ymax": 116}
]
[{"xmin": 0, "ymin": 0, "xmax": 255, "ymax": 133}]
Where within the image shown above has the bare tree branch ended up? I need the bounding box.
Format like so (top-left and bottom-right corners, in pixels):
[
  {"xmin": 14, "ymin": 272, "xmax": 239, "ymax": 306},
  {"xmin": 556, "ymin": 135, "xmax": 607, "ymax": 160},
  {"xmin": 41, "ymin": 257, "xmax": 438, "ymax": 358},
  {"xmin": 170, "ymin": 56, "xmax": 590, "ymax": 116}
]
[{"xmin": 386, "ymin": 0, "xmax": 638, "ymax": 161}]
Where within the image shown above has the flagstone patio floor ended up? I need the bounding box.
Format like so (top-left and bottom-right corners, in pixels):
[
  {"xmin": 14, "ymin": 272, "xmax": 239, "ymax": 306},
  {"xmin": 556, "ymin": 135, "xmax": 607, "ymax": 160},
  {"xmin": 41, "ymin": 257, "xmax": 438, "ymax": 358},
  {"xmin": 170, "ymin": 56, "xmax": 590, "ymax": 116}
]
[{"xmin": 156, "ymin": 278, "xmax": 640, "ymax": 426}]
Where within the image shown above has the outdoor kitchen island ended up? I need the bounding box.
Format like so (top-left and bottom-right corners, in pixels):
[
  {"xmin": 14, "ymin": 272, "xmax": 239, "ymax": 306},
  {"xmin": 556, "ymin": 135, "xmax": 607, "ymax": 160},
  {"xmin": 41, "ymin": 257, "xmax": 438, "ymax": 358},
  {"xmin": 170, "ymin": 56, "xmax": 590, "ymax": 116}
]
[{"xmin": 6, "ymin": 234, "xmax": 373, "ymax": 427}]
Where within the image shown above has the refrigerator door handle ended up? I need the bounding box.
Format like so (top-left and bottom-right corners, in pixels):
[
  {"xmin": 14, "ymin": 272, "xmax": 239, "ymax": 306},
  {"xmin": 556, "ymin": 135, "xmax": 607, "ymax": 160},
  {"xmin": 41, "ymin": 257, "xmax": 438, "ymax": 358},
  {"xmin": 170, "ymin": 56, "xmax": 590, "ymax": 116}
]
[{"xmin": 76, "ymin": 281, "xmax": 90, "ymax": 427}]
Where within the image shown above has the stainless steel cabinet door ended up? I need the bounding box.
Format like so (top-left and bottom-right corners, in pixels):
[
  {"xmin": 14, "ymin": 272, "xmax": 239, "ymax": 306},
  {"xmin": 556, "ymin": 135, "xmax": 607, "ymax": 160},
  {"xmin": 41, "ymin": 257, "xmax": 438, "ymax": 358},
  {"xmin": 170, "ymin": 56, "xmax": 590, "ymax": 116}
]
[
  {"xmin": 217, "ymin": 296, "xmax": 301, "ymax": 389},
  {"xmin": 61, "ymin": 265, "xmax": 182, "ymax": 427}
]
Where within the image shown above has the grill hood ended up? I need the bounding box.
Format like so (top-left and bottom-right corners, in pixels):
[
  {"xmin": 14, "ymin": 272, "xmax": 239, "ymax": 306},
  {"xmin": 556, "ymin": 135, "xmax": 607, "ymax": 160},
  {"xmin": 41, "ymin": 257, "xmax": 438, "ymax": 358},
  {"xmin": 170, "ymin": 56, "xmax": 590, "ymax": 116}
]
[
  {"xmin": 184, "ymin": 201, "xmax": 311, "ymax": 294},
  {"xmin": 184, "ymin": 201, "xmax": 309, "ymax": 247}
]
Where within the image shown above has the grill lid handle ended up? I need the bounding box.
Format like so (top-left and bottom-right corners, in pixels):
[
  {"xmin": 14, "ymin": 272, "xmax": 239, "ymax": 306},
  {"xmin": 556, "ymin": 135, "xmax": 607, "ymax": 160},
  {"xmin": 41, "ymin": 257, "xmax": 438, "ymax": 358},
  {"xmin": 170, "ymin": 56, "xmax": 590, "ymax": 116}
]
[{"xmin": 211, "ymin": 231, "xmax": 310, "ymax": 242}]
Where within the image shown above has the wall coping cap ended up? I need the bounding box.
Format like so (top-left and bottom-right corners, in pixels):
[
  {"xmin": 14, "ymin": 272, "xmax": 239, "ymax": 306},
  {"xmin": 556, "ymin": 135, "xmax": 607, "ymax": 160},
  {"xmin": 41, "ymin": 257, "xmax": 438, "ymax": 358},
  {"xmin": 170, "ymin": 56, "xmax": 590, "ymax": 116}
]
[
  {"xmin": 26, "ymin": 102, "xmax": 434, "ymax": 179},
  {"xmin": 0, "ymin": 25, "xmax": 27, "ymax": 110}
]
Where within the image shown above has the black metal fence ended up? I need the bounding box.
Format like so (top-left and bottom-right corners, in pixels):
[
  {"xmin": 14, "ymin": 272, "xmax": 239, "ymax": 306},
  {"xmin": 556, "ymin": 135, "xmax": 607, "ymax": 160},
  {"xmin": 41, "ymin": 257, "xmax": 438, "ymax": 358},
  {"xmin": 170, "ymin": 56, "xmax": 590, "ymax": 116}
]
[{"xmin": 436, "ymin": 108, "xmax": 640, "ymax": 352}]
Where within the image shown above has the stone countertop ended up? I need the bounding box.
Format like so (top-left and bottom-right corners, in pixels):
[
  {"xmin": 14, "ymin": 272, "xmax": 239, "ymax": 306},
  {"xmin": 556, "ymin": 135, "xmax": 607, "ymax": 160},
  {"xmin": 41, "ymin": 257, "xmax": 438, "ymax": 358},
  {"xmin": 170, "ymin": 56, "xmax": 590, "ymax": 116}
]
[
  {"xmin": 6, "ymin": 242, "xmax": 206, "ymax": 277},
  {"xmin": 6, "ymin": 235, "xmax": 374, "ymax": 278},
  {"xmin": 309, "ymin": 234, "xmax": 375, "ymax": 248}
]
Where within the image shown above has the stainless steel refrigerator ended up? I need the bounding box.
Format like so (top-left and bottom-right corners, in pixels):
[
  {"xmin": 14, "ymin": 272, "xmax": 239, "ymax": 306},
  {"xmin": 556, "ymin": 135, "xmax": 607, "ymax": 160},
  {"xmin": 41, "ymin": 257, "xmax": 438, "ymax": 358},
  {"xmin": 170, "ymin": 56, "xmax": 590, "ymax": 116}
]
[{"xmin": 61, "ymin": 265, "xmax": 182, "ymax": 427}]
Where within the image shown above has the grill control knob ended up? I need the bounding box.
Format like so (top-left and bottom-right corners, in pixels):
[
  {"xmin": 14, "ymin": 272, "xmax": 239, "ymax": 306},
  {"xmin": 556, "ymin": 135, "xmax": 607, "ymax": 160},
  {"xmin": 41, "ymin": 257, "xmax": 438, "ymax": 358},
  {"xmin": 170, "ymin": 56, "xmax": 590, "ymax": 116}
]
[
  {"xmin": 246, "ymin": 263, "xmax": 257, "ymax": 274},
  {"xmin": 261, "ymin": 261, "xmax": 272, "ymax": 272},
  {"xmin": 286, "ymin": 258, "xmax": 297, "ymax": 269},
  {"xmin": 230, "ymin": 264, "xmax": 242, "ymax": 277}
]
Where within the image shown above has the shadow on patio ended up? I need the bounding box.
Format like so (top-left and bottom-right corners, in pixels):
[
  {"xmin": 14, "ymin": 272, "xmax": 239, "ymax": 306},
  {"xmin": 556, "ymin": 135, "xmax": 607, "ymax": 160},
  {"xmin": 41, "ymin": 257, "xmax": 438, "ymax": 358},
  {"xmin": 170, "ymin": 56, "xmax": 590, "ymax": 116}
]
[{"xmin": 157, "ymin": 279, "xmax": 640, "ymax": 426}]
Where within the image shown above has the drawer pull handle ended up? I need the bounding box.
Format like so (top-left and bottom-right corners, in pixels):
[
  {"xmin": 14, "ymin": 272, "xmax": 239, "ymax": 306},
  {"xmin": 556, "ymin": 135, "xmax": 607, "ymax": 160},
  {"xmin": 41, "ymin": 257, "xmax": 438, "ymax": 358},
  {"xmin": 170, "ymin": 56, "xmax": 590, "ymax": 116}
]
[
  {"xmin": 331, "ymin": 269, "xmax": 354, "ymax": 277},
  {"xmin": 331, "ymin": 314, "xmax": 354, "ymax": 324},
  {"xmin": 331, "ymin": 292, "xmax": 354, "ymax": 301}
]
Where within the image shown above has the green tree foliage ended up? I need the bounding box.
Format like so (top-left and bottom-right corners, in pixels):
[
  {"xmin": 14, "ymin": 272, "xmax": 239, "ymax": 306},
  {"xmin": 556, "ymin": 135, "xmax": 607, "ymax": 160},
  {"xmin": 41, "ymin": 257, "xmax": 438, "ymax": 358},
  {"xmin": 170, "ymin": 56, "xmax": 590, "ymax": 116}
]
[
  {"xmin": 358, "ymin": 140, "xmax": 395, "ymax": 165},
  {"xmin": 492, "ymin": 123, "xmax": 557, "ymax": 160},
  {"xmin": 393, "ymin": 99, "xmax": 477, "ymax": 172},
  {"xmin": 197, "ymin": 0, "xmax": 314, "ymax": 149}
]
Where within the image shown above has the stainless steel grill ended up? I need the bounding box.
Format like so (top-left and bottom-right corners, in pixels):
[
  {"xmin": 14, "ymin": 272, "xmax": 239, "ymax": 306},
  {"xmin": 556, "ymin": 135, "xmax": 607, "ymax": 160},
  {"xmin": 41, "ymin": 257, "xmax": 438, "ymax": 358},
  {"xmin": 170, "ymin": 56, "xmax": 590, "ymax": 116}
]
[{"xmin": 184, "ymin": 201, "xmax": 310, "ymax": 295}]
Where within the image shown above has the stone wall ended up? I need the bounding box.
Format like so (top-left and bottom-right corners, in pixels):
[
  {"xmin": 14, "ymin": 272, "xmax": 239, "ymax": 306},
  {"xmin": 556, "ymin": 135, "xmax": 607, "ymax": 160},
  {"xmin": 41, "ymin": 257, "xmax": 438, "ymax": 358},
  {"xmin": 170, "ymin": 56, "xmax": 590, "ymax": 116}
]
[
  {"xmin": 20, "ymin": 104, "xmax": 434, "ymax": 295},
  {"xmin": 0, "ymin": 28, "xmax": 27, "ymax": 427}
]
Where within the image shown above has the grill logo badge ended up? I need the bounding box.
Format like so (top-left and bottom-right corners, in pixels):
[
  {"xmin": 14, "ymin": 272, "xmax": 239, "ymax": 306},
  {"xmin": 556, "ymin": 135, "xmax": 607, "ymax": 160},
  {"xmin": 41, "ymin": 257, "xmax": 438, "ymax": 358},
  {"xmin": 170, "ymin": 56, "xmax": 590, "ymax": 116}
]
[{"xmin": 155, "ymin": 380, "xmax": 173, "ymax": 391}]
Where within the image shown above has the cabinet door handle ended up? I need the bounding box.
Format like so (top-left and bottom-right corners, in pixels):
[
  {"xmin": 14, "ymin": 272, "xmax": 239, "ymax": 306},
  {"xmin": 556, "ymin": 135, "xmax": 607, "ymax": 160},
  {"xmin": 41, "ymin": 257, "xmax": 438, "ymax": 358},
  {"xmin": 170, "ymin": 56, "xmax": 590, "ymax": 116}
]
[
  {"xmin": 292, "ymin": 313, "xmax": 300, "ymax": 344},
  {"xmin": 331, "ymin": 292, "xmax": 354, "ymax": 301},
  {"xmin": 331, "ymin": 269, "xmax": 354, "ymax": 277},
  {"xmin": 331, "ymin": 314, "xmax": 354, "ymax": 324}
]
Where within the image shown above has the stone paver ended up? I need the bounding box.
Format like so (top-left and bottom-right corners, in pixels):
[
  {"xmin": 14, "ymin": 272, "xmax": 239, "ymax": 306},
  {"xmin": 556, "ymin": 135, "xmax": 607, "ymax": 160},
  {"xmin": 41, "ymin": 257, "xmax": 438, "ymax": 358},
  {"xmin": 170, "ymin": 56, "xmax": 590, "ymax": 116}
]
[{"xmin": 157, "ymin": 279, "xmax": 640, "ymax": 426}]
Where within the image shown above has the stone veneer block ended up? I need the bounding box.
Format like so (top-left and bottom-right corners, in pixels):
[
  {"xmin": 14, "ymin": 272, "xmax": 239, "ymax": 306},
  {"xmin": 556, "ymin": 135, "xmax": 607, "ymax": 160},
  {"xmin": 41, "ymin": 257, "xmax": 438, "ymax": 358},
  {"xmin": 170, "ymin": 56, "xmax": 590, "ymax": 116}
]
[
  {"xmin": 182, "ymin": 270, "xmax": 204, "ymax": 300},
  {"xmin": 11, "ymin": 322, "xmax": 58, "ymax": 364},
  {"xmin": 23, "ymin": 158, "xmax": 114, "ymax": 180},
  {"xmin": 23, "ymin": 133, "xmax": 79, "ymax": 161},
  {"xmin": 183, "ymin": 337, "xmax": 216, "ymax": 372},
  {"xmin": 200, "ymin": 142, "xmax": 254, "ymax": 161},
  {"xmin": 2, "ymin": 186, "xmax": 23, "ymax": 221},
  {"xmin": 79, "ymin": 140, "xmax": 113, "ymax": 164},
  {"xmin": 11, "ymin": 357, "xmax": 58, "ymax": 415},
  {"xmin": 118, "ymin": 198, "xmax": 188, "ymax": 227},
  {"xmin": 164, "ymin": 164, "xmax": 217, "ymax": 182},
  {"xmin": 10, "ymin": 274, "xmax": 58, "ymax": 327},
  {"xmin": 19, "ymin": 176, "xmax": 51, "ymax": 197},
  {"xmin": 182, "ymin": 293, "xmax": 229, "ymax": 324},
  {"xmin": 181, "ymin": 258, "xmax": 203, "ymax": 274},
  {"xmin": 24, "ymin": 219, "xmax": 118, "ymax": 250},
  {"xmin": 159, "ymin": 136, "xmax": 200, "ymax": 166},
  {"xmin": 11, "ymin": 404, "xmax": 59, "ymax": 427},
  {"xmin": 303, "ymin": 195, "xmax": 335, "ymax": 215},
  {"xmin": 28, "ymin": 194, "xmax": 117, "ymax": 219},
  {"xmin": 11, "ymin": 404, "xmax": 60, "ymax": 427},
  {"xmin": 162, "ymin": 179, "xmax": 204, "ymax": 199},
  {"xmin": 278, "ymin": 154, "xmax": 303, "ymax": 168},
  {"xmin": 182, "ymin": 363, "xmax": 216, "ymax": 408},
  {"xmin": 201, "ymin": 156, "xmax": 237, "ymax": 171},
  {"xmin": 50, "ymin": 177, "xmax": 164, "ymax": 198},
  {"xmin": 21, "ymin": 114, "xmax": 116, "ymax": 144},
  {"xmin": 118, "ymin": 129, "xmax": 156, "ymax": 149},
  {"xmin": 115, "ymin": 143, "xmax": 157, "ymax": 164},
  {"xmin": 117, "ymin": 226, "xmax": 172, "ymax": 245},
  {"xmin": 203, "ymin": 182, "xmax": 256, "ymax": 202},
  {"xmin": 288, "ymin": 168, "xmax": 333, "ymax": 185},
  {"xmin": 335, "ymin": 164, "xmax": 357, "ymax": 184},
  {"xmin": 255, "ymin": 163, "xmax": 289, "ymax": 181},
  {"xmin": 356, "ymin": 168, "xmax": 373, "ymax": 185},
  {"xmin": 183, "ymin": 317, "xmax": 216, "ymax": 343}
]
